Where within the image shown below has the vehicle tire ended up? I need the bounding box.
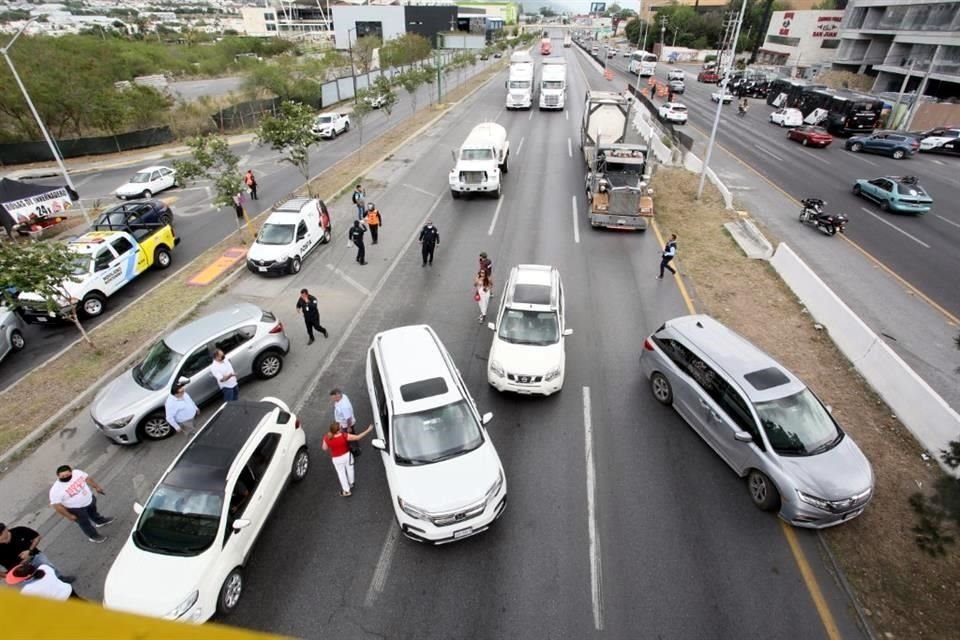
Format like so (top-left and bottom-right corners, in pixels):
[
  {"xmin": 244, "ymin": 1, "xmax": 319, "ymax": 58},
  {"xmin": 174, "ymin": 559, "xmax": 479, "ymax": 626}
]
[
  {"xmin": 80, "ymin": 292, "xmax": 106, "ymax": 318},
  {"xmin": 850, "ymin": 142, "xmax": 863, "ymax": 152},
  {"xmin": 891, "ymin": 149, "xmax": 905, "ymax": 159},
  {"xmin": 217, "ymin": 567, "xmax": 243, "ymax": 617},
  {"xmin": 344, "ymin": 121, "xmax": 350, "ymax": 132},
  {"xmin": 824, "ymin": 224, "xmax": 836, "ymax": 236},
  {"xmin": 801, "ymin": 138, "xmax": 809, "ymax": 146},
  {"xmin": 159, "ymin": 213, "xmax": 172, "ymax": 227},
  {"xmin": 747, "ymin": 470, "xmax": 780, "ymax": 512},
  {"xmin": 9, "ymin": 329, "xmax": 25, "ymax": 352},
  {"xmin": 253, "ymin": 350, "xmax": 283, "ymax": 379},
  {"xmin": 881, "ymin": 200, "xmax": 890, "ymax": 212},
  {"xmin": 502, "ymin": 153, "xmax": 509, "ymax": 174},
  {"xmin": 451, "ymin": 190, "xmax": 461, "ymax": 200},
  {"xmin": 291, "ymin": 447, "xmax": 310, "ymax": 482},
  {"xmin": 153, "ymin": 246, "xmax": 172, "ymax": 270},
  {"xmin": 138, "ymin": 412, "xmax": 174, "ymax": 441},
  {"xmin": 322, "ymin": 228, "xmax": 331, "ymax": 244},
  {"xmin": 288, "ymin": 256, "xmax": 302, "ymax": 275},
  {"xmin": 650, "ymin": 372, "xmax": 673, "ymax": 406},
  {"xmin": 142, "ymin": 190, "xmax": 152, "ymax": 199},
  {"xmin": 779, "ymin": 121, "xmax": 785, "ymax": 128}
]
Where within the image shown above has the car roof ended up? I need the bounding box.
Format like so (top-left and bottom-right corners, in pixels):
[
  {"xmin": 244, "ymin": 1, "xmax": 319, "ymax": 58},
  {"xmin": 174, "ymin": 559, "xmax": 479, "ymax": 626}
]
[
  {"xmin": 165, "ymin": 303, "xmax": 264, "ymax": 354},
  {"xmin": 164, "ymin": 400, "xmax": 282, "ymax": 492},
  {"xmin": 68, "ymin": 230, "xmax": 129, "ymax": 253},
  {"xmin": 506, "ymin": 264, "xmax": 559, "ymax": 310},
  {"xmin": 274, "ymin": 198, "xmax": 317, "ymax": 214},
  {"xmin": 135, "ymin": 166, "xmax": 171, "ymax": 173},
  {"xmin": 664, "ymin": 314, "xmax": 806, "ymax": 403},
  {"xmin": 262, "ymin": 210, "xmax": 305, "ymax": 225},
  {"xmin": 374, "ymin": 325, "xmax": 462, "ymax": 412}
]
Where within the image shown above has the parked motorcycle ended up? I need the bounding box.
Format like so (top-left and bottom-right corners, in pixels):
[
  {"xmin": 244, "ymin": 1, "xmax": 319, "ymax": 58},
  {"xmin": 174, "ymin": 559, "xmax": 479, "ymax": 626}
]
[{"xmin": 799, "ymin": 198, "xmax": 848, "ymax": 236}]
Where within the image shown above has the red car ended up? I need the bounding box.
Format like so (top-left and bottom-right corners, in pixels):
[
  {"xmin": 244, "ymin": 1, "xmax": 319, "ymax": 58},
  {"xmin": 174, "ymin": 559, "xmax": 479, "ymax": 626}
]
[
  {"xmin": 787, "ymin": 125, "xmax": 834, "ymax": 148},
  {"xmin": 697, "ymin": 70, "xmax": 720, "ymax": 83}
]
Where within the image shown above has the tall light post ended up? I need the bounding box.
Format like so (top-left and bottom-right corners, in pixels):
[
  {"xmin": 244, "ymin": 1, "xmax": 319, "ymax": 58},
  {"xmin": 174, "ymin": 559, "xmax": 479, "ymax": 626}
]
[
  {"xmin": 346, "ymin": 27, "xmax": 358, "ymax": 102},
  {"xmin": 1, "ymin": 18, "xmax": 90, "ymax": 225}
]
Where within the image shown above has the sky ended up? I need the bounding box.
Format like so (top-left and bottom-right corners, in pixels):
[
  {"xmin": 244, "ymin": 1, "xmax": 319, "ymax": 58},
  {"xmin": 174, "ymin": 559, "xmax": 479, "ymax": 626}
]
[{"xmin": 534, "ymin": 0, "xmax": 641, "ymax": 14}]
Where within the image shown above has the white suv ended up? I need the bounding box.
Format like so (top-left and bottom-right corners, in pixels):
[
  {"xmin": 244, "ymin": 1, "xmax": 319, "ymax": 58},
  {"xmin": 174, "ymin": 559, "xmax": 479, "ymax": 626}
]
[
  {"xmin": 104, "ymin": 397, "xmax": 309, "ymax": 622},
  {"xmin": 366, "ymin": 325, "xmax": 507, "ymax": 544},
  {"xmin": 487, "ymin": 265, "xmax": 572, "ymax": 395}
]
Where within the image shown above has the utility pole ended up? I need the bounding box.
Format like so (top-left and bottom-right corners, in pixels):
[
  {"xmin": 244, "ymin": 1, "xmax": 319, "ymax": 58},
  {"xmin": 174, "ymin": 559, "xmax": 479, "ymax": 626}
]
[
  {"xmin": 1, "ymin": 19, "xmax": 89, "ymax": 225},
  {"xmin": 659, "ymin": 16, "xmax": 667, "ymax": 53},
  {"xmin": 435, "ymin": 49, "xmax": 443, "ymax": 103},
  {"xmin": 347, "ymin": 27, "xmax": 358, "ymax": 102},
  {"xmin": 903, "ymin": 46, "xmax": 940, "ymax": 132},
  {"xmin": 698, "ymin": 0, "xmax": 747, "ymax": 200}
]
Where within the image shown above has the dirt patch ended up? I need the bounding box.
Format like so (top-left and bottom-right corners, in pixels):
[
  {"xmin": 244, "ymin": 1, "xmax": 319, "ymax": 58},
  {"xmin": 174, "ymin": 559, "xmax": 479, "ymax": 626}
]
[
  {"xmin": 0, "ymin": 62, "xmax": 504, "ymax": 460},
  {"xmin": 652, "ymin": 167, "xmax": 959, "ymax": 640}
]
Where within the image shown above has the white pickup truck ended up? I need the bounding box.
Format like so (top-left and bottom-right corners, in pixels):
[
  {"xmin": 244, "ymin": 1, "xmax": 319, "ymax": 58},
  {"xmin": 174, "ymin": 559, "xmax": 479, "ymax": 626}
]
[{"xmin": 449, "ymin": 123, "xmax": 510, "ymax": 199}]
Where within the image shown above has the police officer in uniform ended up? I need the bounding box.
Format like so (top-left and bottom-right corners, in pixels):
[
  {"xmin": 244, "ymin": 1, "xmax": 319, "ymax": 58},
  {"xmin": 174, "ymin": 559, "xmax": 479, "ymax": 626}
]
[
  {"xmin": 349, "ymin": 220, "xmax": 367, "ymax": 265},
  {"xmin": 418, "ymin": 221, "xmax": 439, "ymax": 267}
]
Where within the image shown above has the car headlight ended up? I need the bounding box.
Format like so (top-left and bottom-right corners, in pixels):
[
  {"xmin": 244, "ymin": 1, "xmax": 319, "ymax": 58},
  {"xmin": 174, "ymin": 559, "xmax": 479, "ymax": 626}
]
[
  {"xmin": 167, "ymin": 590, "xmax": 199, "ymax": 619},
  {"xmin": 106, "ymin": 415, "xmax": 135, "ymax": 429},
  {"xmin": 485, "ymin": 470, "xmax": 504, "ymax": 504},
  {"xmin": 544, "ymin": 367, "xmax": 562, "ymax": 382},
  {"xmin": 796, "ymin": 490, "xmax": 832, "ymax": 511},
  {"xmin": 398, "ymin": 497, "xmax": 429, "ymax": 521},
  {"xmin": 489, "ymin": 360, "xmax": 505, "ymax": 378}
]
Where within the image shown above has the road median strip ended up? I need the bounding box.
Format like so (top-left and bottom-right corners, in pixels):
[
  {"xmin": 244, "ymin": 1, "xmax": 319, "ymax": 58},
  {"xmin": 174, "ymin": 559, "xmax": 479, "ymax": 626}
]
[{"xmin": 0, "ymin": 59, "xmax": 507, "ymax": 465}]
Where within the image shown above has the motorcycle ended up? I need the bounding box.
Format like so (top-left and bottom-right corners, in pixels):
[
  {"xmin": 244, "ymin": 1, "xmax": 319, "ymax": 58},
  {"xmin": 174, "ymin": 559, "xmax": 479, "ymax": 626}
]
[{"xmin": 799, "ymin": 198, "xmax": 848, "ymax": 236}]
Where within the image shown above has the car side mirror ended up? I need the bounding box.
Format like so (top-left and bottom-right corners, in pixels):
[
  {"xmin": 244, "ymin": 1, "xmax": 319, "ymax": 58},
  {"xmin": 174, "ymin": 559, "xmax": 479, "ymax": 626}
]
[
  {"xmin": 482, "ymin": 412, "xmax": 494, "ymax": 425},
  {"xmin": 562, "ymin": 328, "xmax": 574, "ymax": 336},
  {"xmin": 734, "ymin": 431, "xmax": 753, "ymax": 443},
  {"xmin": 233, "ymin": 518, "xmax": 251, "ymax": 531},
  {"xmin": 133, "ymin": 502, "xmax": 144, "ymax": 515},
  {"xmin": 487, "ymin": 322, "xmax": 496, "ymax": 331},
  {"xmin": 371, "ymin": 438, "xmax": 386, "ymax": 451}
]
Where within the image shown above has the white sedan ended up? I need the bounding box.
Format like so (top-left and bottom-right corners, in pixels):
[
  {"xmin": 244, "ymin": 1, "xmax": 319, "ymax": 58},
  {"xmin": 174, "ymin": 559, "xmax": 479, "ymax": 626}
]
[
  {"xmin": 658, "ymin": 102, "xmax": 688, "ymax": 124},
  {"xmin": 770, "ymin": 107, "xmax": 804, "ymax": 127},
  {"xmin": 114, "ymin": 166, "xmax": 178, "ymax": 200},
  {"xmin": 364, "ymin": 94, "xmax": 387, "ymax": 109},
  {"xmin": 711, "ymin": 90, "xmax": 734, "ymax": 104},
  {"xmin": 311, "ymin": 112, "xmax": 351, "ymax": 138},
  {"xmin": 667, "ymin": 69, "xmax": 685, "ymax": 81}
]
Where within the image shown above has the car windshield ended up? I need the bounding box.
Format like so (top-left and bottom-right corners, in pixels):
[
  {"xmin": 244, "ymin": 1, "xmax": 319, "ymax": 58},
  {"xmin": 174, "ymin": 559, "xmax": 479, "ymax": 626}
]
[
  {"xmin": 754, "ymin": 388, "xmax": 842, "ymax": 456},
  {"xmin": 96, "ymin": 212, "xmax": 129, "ymax": 227},
  {"xmin": 671, "ymin": 105, "xmax": 687, "ymax": 112},
  {"xmin": 257, "ymin": 223, "xmax": 295, "ymax": 245},
  {"xmin": 132, "ymin": 339, "xmax": 183, "ymax": 390},
  {"xmin": 129, "ymin": 172, "xmax": 151, "ymax": 184},
  {"xmin": 461, "ymin": 148, "xmax": 493, "ymax": 161},
  {"xmin": 509, "ymin": 80, "xmax": 530, "ymax": 89},
  {"xmin": 133, "ymin": 483, "xmax": 223, "ymax": 556},
  {"xmin": 69, "ymin": 256, "xmax": 91, "ymax": 276},
  {"xmin": 543, "ymin": 81, "xmax": 564, "ymax": 89},
  {"xmin": 497, "ymin": 308, "xmax": 560, "ymax": 345},
  {"xmin": 316, "ymin": 116, "xmax": 333, "ymax": 124},
  {"xmin": 392, "ymin": 400, "xmax": 483, "ymax": 465}
]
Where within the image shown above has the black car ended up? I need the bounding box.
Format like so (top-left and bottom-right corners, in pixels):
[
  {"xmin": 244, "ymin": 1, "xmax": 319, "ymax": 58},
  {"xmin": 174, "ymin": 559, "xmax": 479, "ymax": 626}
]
[{"xmin": 92, "ymin": 200, "xmax": 174, "ymax": 231}]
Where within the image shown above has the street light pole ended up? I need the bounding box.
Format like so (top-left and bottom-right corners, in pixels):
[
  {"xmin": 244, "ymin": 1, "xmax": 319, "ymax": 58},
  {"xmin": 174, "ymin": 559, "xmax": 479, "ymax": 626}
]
[
  {"xmin": 347, "ymin": 27, "xmax": 358, "ymax": 102},
  {"xmin": 1, "ymin": 19, "xmax": 90, "ymax": 225}
]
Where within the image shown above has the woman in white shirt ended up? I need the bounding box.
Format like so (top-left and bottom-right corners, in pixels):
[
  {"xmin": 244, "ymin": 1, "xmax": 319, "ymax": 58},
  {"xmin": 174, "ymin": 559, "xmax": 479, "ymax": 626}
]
[{"xmin": 5, "ymin": 563, "xmax": 78, "ymax": 600}]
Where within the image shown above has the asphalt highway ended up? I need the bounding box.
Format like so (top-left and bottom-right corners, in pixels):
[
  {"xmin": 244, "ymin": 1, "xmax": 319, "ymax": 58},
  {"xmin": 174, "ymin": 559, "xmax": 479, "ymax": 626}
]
[
  {"xmin": 0, "ymin": 59, "xmax": 495, "ymax": 391},
  {"xmin": 604, "ymin": 54, "xmax": 960, "ymax": 319}
]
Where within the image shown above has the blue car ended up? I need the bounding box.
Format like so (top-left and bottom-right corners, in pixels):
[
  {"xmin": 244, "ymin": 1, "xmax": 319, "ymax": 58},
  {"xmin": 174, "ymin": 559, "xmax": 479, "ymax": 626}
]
[
  {"xmin": 852, "ymin": 176, "xmax": 933, "ymax": 214},
  {"xmin": 92, "ymin": 200, "xmax": 173, "ymax": 231},
  {"xmin": 845, "ymin": 132, "xmax": 919, "ymax": 159}
]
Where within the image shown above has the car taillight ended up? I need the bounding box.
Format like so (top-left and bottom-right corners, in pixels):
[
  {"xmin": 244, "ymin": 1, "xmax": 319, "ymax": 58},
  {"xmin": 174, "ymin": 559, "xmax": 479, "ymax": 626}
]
[
  {"xmin": 269, "ymin": 322, "xmax": 284, "ymax": 334},
  {"xmin": 295, "ymin": 418, "xmax": 302, "ymax": 429},
  {"xmin": 643, "ymin": 338, "xmax": 655, "ymax": 351}
]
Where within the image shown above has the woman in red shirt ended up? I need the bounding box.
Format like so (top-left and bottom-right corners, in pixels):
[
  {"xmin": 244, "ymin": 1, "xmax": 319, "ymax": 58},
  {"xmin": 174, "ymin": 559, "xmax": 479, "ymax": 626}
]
[{"xmin": 322, "ymin": 422, "xmax": 373, "ymax": 497}]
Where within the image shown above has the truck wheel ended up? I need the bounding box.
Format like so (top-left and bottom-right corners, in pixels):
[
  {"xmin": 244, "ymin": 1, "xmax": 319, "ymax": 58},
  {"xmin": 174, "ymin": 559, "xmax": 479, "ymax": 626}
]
[
  {"xmin": 451, "ymin": 190, "xmax": 461, "ymax": 200},
  {"xmin": 288, "ymin": 256, "xmax": 302, "ymax": 274},
  {"xmin": 502, "ymin": 154, "xmax": 509, "ymax": 174},
  {"xmin": 80, "ymin": 292, "xmax": 106, "ymax": 318},
  {"xmin": 494, "ymin": 183, "xmax": 502, "ymax": 199},
  {"xmin": 344, "ymin": 121, "xmax": 350, "ymax": 132},
  {"xmin": 153, "ymin": 246, "xmax": 172, "ymax": 270}
]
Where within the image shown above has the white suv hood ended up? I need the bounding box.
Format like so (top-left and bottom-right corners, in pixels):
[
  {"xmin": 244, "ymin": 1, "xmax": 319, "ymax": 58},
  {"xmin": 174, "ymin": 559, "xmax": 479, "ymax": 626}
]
[
  {"xmin": 247, "ymin": 240, "xmax": 292, "ymax": 262},
  {"xmin": 393, "ymin": 439, "xmax": 501, "ymax": 513},
  {"xmin": 490, "ymin": 338, "xmax": 563, "ymax": 375}
]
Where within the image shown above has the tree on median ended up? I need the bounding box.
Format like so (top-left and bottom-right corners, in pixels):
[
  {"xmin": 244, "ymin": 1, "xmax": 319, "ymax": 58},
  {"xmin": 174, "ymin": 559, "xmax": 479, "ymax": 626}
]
[
  {"xmin": 352, "ymin": 88, "xmax": 376, "ymax": 147},
  {"xmin": 172, "ymin": 134, "xmax": 251, "ymax": 241},
  {"xmin": 257, "ymin": 101, "xmax": 320, "ymax": 195},
  {"xmin": 395, "ymin": 68, "xmax": 425, "ymax": 115},
  {"xmin": 0, "ymin": 241, "xmax": 96, "ymax": 347},
  {"xmin": 373, "ymin": 74, "xmax": 398, "ymax": 118}
]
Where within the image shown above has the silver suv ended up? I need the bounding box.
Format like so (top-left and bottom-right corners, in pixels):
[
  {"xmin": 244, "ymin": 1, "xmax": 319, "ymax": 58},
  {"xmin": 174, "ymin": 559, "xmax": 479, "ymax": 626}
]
[
  {"xmin": 639, "ymin": 315, "xmax": 873, "ymax": 528},
  {"xmin": 90, "ymin": 303, "xmax": 290, "ymax": 444},
  {"xmin": 0, "ymin": 305, "xmax": 26, "ymax": 364}
]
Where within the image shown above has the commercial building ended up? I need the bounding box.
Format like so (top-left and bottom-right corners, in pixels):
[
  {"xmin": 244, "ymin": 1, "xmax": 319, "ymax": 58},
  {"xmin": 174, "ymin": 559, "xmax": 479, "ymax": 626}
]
[
  {"xmin": 640, "ymin": 0, "xmax": 821, "ymax": 22},
  {"xmin": 757, "ymin": 10, "xmax": 845, "ymax": 76},
  {"xmin": 330, "ymin": 4, "xmax": 458, "ymax": 49},
  {"xmin": 832, "ymin": 0, "xmax": 960, "ymax": 98},
  {"xmin": 240, "ymin": 4, "xmax": 331, "ymax": 38}
]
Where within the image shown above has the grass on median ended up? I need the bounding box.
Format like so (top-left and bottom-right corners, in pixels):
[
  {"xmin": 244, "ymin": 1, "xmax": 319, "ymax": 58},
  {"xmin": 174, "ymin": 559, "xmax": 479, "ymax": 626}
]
[
  {"xmin": 652, "ymin": 167, "xmax": 960, "ymax": 640},
  {"xmin": 0, "ymin": 60, "xmax": 507, "ymax": 459}
]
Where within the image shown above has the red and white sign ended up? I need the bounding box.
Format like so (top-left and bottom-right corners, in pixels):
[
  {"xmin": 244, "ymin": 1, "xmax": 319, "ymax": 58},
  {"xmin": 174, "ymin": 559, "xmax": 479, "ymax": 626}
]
[
  {"xmin": 779, "ymin": 12, "xmax": 795, "ymax": 36},
  {"xmin": 812, "ymin": 15, "xmax": 841, "ymax": 38},
  {"xmin": 2, "ymin": 187, "xmax": 72, "ymax": 224}
]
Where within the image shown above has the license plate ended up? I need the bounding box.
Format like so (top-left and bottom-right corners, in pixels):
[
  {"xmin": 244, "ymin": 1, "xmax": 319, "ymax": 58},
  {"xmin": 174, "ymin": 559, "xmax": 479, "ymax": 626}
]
[
  {"xmin": 257, "ymin": 267, "xmax": 267, "ymax": 272},
  {"xmin": 453, "ymin": 527, "xmax": 473, "ymax": 539},
  {"xmin": 619, "ymin": 218, "xmax": 627, "ymax": 225},
  {"xmin": 36, "ymin": 317, "xmax": 47, "ymax": 323}
]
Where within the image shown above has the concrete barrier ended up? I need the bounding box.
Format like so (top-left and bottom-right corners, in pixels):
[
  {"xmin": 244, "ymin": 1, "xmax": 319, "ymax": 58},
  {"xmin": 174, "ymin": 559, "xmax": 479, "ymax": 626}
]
[
  {"xmin": 771, "ymin": 243, "xmax": 960, "ymax": 475},
  {"xmin": 680, "ymin": 151, "xmax": 734, "ymax": 209}
]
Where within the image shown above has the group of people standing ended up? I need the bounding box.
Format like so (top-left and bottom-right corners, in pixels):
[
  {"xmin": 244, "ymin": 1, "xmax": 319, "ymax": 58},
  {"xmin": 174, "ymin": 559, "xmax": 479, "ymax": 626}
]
[{"xmin": 348, "ymin": 184, "xmax": 383, "ymax": 265}]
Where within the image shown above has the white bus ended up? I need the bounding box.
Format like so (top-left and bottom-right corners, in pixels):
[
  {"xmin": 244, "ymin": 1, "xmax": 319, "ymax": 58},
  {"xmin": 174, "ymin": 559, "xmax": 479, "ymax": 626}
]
[{"xmin": 628, "ymin": 51, "xmax": 658, "ymax": 77}]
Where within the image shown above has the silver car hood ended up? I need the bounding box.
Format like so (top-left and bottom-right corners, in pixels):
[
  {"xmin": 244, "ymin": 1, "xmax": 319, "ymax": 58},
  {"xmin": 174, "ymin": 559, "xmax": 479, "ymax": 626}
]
[
  {"xmin": 90, "ymin": 368, "xmax": 161, "ymax": 426},
  {"xmin": 777, "ymin": 435, "xmax": 873, "ymax": 500}
]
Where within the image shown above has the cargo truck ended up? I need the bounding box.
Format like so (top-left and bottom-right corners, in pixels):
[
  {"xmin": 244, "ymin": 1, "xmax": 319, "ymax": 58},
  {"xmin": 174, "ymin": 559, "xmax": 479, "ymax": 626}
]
[
  {"xmin": 540, "ymin": 37, "xmax": 552, "ymax": 55},
  {"xmin": 449, "ymin": 123, "xmax": 510, "ymax": 199},
  {"xmin": 580, "ymin": 91, "xmax": 653, "ymax": 231},
  {"xmin": 538, "ymin": 59, "xmax": 567, "ymax": 110},
  {"xmin": 506, "ymin": 62, "xmax": 535, "ymax": 109},
  {"xmin": 563, "ymin": 33, "xmax": 572, "ymax": 48}
]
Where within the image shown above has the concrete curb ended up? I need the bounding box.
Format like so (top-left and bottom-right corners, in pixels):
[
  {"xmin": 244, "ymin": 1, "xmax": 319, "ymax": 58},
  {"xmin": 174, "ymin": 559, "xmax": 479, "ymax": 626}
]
[
  {"xmin": 816, "ymin": 531, "xmax": 879, "ymax": 640},
  {"xmin": 0, "ymin": 60, "xmax": 506, "ymax": 470}
]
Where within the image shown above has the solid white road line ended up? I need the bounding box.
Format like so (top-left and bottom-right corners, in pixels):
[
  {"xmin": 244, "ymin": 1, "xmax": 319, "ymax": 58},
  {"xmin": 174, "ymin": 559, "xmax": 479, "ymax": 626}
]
[
  {"xmin": 364, "ymin": 524, "xmax": 400, "ymax": 608},
  {"xmin": 566, "ymin": 110, "xmax": 569, "ymax": 120},
  {"xmin": 488, "ymin": 194, "xmax": 506, "ymax": 236},
  {"xmin": 402, "ymin": 183, "xmax": 438, "ymax": 198},
  {"xmin": 326, "ymin": 263, "xmax": 372, "ymax": 296},
  {"xmin": 935, "ymin": 214, "xmax": 960, "ymax": 230},
  {"xmin": 859, "ymin": 207, "xmax": 931, "ymax": 248},
  {"xmin": 753, "ymin": 143, "xmax": 784, "ymax": 163},
  {"xmin": 516, "ymin": 136, "xmax": 525, "ymax": 158},
  {"xmin": 930, "ymin": 158, "xmax": 945, "ymax": 166},
  {"xmin": 571, "ymin": 195, "xmax": 581, "ymax": 244},
  {"xmin": 583, "ymin": 386, "xmax": 604, "ymax": 631},
  {"xmin": 568, "ymin": 137, "xmax": 573, "ymax": 158}
]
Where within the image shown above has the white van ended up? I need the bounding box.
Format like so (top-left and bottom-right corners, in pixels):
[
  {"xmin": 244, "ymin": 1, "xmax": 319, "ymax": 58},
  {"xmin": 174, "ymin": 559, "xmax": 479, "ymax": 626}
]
[{"xmin": 246, "ymin": 198, "xmax": 332, "ymax": 275}]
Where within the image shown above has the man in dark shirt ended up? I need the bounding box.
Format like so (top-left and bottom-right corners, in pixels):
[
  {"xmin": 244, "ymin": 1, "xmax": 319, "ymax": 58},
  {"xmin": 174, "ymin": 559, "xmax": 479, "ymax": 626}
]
[
  {"xmin": 418, "ymin": 221, "xmax": 439, "ymax": 267},
  {"xmin": 296, "ymin": 288, "xmax": 329, "ymax": 345},
  {"xmin": 348, "ymin": 220, "xmax": 367, "ymax": 265},
  {"xmin": 0, "ymin": 523, "xmax": 70, "ymax": 581}
]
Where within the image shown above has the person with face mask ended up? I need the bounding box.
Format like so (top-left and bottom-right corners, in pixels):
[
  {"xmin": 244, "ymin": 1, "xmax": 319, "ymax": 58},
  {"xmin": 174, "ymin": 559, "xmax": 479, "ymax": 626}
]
[
  {"xmin": 48, "ymin": 465, "xmax": 113, "ymax": 543},
  {"xmin": 348, "ymin": 219, "xmax": 367, "ymax": 265},
  {"xmin": 418, "ymin": 221, "xmax": 439, "ymax": 267}
]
